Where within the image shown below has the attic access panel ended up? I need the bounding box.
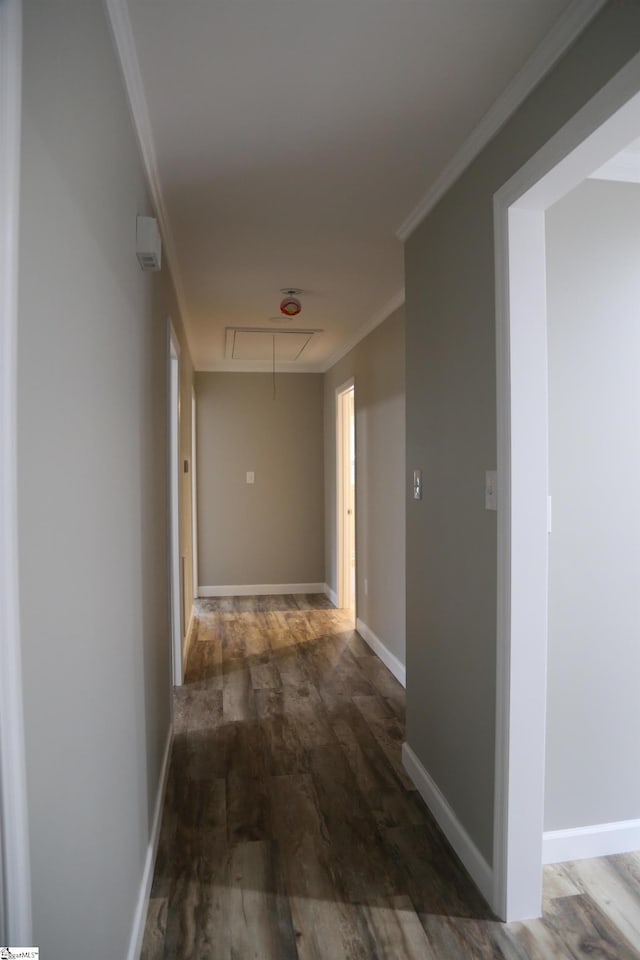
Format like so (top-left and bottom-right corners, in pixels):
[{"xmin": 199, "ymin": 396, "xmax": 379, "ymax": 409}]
[{"xmin": 224, "ymin": 327, "xmax": 322, "ymax": 364}]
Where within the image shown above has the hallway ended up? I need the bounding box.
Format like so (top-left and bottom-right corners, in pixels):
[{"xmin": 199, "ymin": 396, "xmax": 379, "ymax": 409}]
[
  {"xmin": 141, "ymin": 596, "xmax": 493, "ymax": 958},
  {"xmin": 140, "ymin": 598, "xmax": 640, "ymax": 959}
]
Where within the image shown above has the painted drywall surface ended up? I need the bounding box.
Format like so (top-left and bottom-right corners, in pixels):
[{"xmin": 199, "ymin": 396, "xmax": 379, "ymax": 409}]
[
  {"xmin": 324, "ymin": 307, "xmax": 406, "ymax": 665},
  {"xmin": 17, "ymin": 1, "xmax": 193, "ymax": 955},
  {"xmin": 545, "ymin": 179, "xmax": 640, "ymax": 830},
  {"xmin": 196, "ymin": 372, "xmax": 324, "ymax": 587},
  {"xmin": 405, "ymin": 2, "xmax": 640, "ymax": 865}
]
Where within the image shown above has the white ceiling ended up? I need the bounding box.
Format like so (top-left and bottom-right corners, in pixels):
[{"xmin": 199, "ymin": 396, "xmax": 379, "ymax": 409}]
[{"xmin": 118, "ymin": 0, "xmax": 586, "ymax": 371}]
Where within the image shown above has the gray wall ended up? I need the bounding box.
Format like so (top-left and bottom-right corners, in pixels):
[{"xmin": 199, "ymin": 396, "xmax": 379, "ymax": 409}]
[
  {"xmin": 545, "ymin": 178, "xmax": 640, "ymax": 831},
  {"xmin": 196, "ymin": 373, "xmax": 324, "ymax": 587},
  {"xmin": 405, "ymin": 1, "xmax": 640, "ymax": 865},
  {"xmin": 324, "ymin": 307, "xmax": 405, "ymax": 665},
  {"xmin": 17, "ymin": 1, "xmax": 193, "ymax": 955}
]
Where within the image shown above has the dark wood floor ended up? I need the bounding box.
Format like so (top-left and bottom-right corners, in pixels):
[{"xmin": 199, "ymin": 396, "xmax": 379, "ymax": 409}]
[{"xmin": 141, "ymin": 595, "xmax": 640, "ymax": 959}]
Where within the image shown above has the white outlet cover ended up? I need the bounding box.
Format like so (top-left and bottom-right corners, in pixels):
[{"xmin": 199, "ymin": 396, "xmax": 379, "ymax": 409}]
[{"xmin": 246, "ymin": 471, "xmax": 255, "ymax": 484}]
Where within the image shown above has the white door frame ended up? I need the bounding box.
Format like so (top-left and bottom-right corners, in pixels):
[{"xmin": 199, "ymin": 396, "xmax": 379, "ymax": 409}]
[
  {"xmin": 0, "ymin": 0, "xmax": 33, "ymax": 942},
  {"xmin": 168, "ymin": 322, "xmax": 183, "ymax": 686},
  {"xmin": 493, "ymin": 51, "xmax": 640, "ymax": 923},
  {"xmin": 336, "ymin": 378, "xmax": 355, "ymax": 611},
  {"xmin": 191, "ymin": 386, "xmax": 198, "ymax": 600}
]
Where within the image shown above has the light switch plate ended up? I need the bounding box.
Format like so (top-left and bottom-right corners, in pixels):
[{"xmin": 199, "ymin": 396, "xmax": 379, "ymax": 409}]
[
  {"xmin": 246, "ymin": 471, "xmax": 255, "ymax": 484},
  {"xmin": 413, "ymin": 469, "xmax": 422, "ymax": 500}
]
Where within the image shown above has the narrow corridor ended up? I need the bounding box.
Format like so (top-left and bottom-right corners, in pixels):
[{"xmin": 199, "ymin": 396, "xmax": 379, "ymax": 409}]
[{"xmin": 141, "ymin": 597, "xmax": 640, "ymax": 959}]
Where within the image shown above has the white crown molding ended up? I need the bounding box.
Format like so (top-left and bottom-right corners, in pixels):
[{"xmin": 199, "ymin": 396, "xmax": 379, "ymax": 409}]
[
  {"xmin": 395, "ymin": 0, "xmax": 608, "ymax": 242},
  {"xmin": 320, "ymin": 287, "xmax": 405, "ymax": 373},
  {"xmin": 104, "ymin": 0, "xmax": 197, "ymax": 363},
  {"xmin": 0, "ymin": 0, "xmax": 33, "ymax": 943}
]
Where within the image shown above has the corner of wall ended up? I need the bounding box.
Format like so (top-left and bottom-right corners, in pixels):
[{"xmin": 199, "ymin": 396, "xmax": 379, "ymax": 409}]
[
  {"xmin": 402, "ymin": 743, "xmax": 494, "ymax": 908},
  {"xmin": 125, "ymin": 725, "xmax": 173, "ymax": 960},
  {"xmin": 356, "ymin": 618, "xmax": 405, "ymax": 687}
]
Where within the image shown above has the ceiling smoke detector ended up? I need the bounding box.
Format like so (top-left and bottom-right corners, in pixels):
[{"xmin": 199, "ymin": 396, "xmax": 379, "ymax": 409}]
[{"xmin": 279, "ymin": 288, "xmax": 303, "ymax": 318}]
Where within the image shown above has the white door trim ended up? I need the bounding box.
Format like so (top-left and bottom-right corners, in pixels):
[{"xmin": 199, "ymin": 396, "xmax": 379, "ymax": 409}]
[
  {"xmin": 336, "ymin": 378, "xmax": 355, "ymax": 610},
  {"xmin": 168, "ymin": 322, "xmax": 182, "ymax": 687},
  {"xmin": 493, "ymin": 51, "xmax": 640, "ymax": 923},
  {"xmin": 191, "ymin": 387, "xmax": 198, "ymax": 600},
  {"xmin": 0, "ymin": 0, "xmax": 33, "ymax": 942}
]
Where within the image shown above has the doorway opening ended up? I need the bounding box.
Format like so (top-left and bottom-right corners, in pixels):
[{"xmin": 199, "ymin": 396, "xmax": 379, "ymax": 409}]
[
  {"xmin": 336, "ymin": 380, "xmax": 355, "ymax": 616},
  {"xmin": 493, "ymin": 57, "xmax": 640, "ymax": 922},
  {"xmin": 169, "ymin": 323, "xmax": 183, "ymax": 686}
]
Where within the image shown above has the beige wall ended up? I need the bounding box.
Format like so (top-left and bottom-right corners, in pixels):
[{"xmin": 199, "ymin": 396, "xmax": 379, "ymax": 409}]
[
  {"xmin": 324, "ymin": 307, "xmax": 405, "ymax": 664},
  {"xmin": 404, "ymin": 1, "xmax": 640, "ymax": 865},
  {"xmin": 196, "ymin": 372, "xmax": 324, "ymax": 587},
  {"xmin": 17, "ymin": 1, "xmax": 193, "ymax": 955}
]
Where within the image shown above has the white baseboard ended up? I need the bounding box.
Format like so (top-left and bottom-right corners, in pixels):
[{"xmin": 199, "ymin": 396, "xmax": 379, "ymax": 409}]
[
  {"xmin": 198, "ymin": 582, "xmax": 326, "ymax": 597},
  {"xmin": 126, "ymin": 724, "xmax": 173, "ymax": 960},
  {"xmin": 324, "ymin": 583, "xmax": 338, "ymax": 606},
  {"xmin": 402, "ymin": 742, "xmax": 494, "ymax": 907},
  {"xmin": 356, "ymin": 618, "xmax": 406, "ymax": 687},
  {"xmin": 543, "ymin": 818, "xmax": 640, "ymax": 865}
]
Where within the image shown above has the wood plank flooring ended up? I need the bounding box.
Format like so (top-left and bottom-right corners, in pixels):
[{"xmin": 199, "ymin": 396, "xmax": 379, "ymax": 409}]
[{"xmin": 141, "ymin": 595, "xmax": 640, "ymax": 959}]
